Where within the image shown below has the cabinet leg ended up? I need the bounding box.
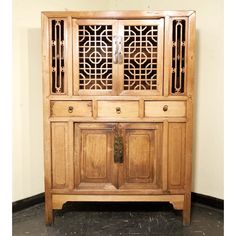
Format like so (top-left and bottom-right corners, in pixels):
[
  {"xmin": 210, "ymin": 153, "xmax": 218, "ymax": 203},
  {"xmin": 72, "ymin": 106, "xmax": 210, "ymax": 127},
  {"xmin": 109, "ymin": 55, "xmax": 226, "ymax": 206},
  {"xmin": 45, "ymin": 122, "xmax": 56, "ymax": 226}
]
[
  {"xmin": 182, "ymin": 193, "xmax": 191, "ymax": 226},
  {"xmin": 45, "ymin": 205, "xmax": 54, "ymax": 225},
  {"xmin": 45, "ymin": 195, "xmax": 54, "ymax": 226}
]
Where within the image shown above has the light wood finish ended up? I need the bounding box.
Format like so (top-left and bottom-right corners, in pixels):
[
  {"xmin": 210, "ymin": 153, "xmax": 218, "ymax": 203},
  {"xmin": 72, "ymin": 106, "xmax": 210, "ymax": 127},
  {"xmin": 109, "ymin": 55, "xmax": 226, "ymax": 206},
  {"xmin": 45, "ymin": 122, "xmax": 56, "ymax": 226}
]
[
  {"xmin": 51, "ymin": 101, "xmax": 92, "ymax": 117},
  {"xmin": 42, "ymin": 13, "xmax": 53, "ymax": 225},
  {"xmin": 168, "ymin": 123, "xmax": 186, "ymax": 190},
  {"xmin": 119, "ymin": 123, "xmax": 162, "ymax": 190},
  {"xmin": 97, "ymin": 101, "xmax": 139, "ymax": 118},
  {"xmin": 42, "ymin": 11, "xmax": 195, "ymax": 18},
  {"xmin": 42, "ymin": 10, "xmax": 196, "ymax": 226},
  {"xmin": 73, "ymin": 19, "xmax": 117, "ymax": 96},
  {"xmin": 162, "ymin": 120, "xmax": 168, "ymax": 191},
  {"xmin": 183, "ymin": 12, "xmax": 196, "ymax": 226},
  {"xmin": 118, "ymin": 19, "xmax": 164, "ymax": 96},
  {"xmin": 52, "ymin": 194, "xmax": 184, "ymax": 210},
  {"xmin": 145, "ymin": 101, "xmax": 186, "ymax": 117},
  {"xmin": 74, "ymin": 123, "xmax": 118, "ymax": 190},
  {"xmin": 51, "ymin": 123, "xmax": 69, "ymax": 189}
]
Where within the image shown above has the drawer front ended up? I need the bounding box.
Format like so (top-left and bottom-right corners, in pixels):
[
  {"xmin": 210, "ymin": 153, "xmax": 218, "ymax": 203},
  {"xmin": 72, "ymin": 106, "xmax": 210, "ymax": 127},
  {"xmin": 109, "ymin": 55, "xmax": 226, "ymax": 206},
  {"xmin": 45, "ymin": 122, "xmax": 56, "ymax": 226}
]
[
  {"xmin": 97, "ymin": 101, "xmax": 139, "ymax": 118},
  {"xmin": 145, "ymin": 101, "xmax": 186, "ymax": 117},
  {"xmin": 51, "ymin": 101, "xmax": 92, "ymax": 117}
]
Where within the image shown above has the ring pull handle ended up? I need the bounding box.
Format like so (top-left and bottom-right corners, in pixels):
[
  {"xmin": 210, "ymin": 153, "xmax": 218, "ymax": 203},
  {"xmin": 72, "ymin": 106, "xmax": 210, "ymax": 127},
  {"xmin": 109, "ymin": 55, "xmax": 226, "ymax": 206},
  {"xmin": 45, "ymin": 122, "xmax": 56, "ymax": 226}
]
[
  {"xmin": 68, "ymin": 106, "xmax": 74, "ymax": 113},
  {"xmin": 116, "ymin": 107, "xmax": 121, "ymax": 114},
  {"xmin": 163, "ymin": 105, "xmax": 168, "ymax": 112}
]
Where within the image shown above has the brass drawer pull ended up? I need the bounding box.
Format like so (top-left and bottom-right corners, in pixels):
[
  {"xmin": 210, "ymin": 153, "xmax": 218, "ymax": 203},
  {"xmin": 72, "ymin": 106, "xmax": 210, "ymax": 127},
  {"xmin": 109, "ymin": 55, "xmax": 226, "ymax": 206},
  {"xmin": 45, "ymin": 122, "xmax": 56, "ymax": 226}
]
[
  {"xmin": 68, "ymin": 106, "xmax": 74, "ymax": 113},
  {"xmin": 116, "ymin": 107, "xmax": 121, "ymax": 114},
  {"xmin": 163, "ymin": 105, "xmax": 168, "ymax": 112}
]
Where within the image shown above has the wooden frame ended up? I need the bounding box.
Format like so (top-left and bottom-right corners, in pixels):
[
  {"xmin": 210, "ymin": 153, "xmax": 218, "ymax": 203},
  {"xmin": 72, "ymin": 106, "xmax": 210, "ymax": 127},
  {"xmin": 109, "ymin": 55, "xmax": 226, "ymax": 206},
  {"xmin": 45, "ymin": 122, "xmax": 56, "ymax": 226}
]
[{"xmin": 42, "ymin": 10, "xmax": 196, "ymax": 226}]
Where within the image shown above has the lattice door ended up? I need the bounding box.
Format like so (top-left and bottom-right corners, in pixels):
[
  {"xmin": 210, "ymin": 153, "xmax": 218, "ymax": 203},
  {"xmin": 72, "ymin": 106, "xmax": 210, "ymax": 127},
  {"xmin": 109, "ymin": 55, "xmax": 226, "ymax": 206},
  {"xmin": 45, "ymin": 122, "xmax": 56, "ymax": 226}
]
[
  {"xmin": 118, "ymin": 20, "xmax": 164, "ymax": 95},
  {"xmin": 73, "ymin": 20, "xmax": 117, "ymax": 95},
  {"xmin": 73, "ymin": 19, "xmax": 164, "ymax": 95}
]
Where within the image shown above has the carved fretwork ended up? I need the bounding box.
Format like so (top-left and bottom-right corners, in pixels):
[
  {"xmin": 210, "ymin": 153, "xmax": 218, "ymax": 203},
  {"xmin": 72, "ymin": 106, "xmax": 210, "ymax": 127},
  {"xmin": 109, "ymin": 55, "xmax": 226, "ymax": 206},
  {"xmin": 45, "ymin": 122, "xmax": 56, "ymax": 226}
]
[
  {"xmin": 78, "ymin": 25, "xmax": 113, "ymax": 90},
  {"xmin": 171, "ymin": 19, "xmax": 187, "ymax": 95},
  {"xmin": 50, "ymin": 19, "xmax": 65, "ymax": 94},
  {"xmin": 123, "ymin": 25, "xmax": 159, "ymax": 91}
]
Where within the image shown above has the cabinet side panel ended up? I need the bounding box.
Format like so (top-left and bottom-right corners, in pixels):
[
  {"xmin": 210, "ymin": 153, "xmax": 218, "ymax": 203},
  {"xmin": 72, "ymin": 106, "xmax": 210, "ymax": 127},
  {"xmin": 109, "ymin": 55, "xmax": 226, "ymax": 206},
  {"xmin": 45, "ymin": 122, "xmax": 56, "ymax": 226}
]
[
  {"xmin": 168, "ymin": 123, "xmax": 185, "ymax": 189},
  {"xmin": 51, "ymin": 122, "xmax": 68, "ymax": 188}
]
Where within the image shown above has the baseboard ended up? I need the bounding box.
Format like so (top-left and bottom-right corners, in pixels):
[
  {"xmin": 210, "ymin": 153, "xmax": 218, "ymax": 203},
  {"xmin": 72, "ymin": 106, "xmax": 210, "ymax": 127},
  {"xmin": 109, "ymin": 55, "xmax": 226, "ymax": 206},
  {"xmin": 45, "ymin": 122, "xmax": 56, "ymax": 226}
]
[
  {"xmin": 191, "ymin": 192, "xmax": 224, "ymax": 210},
  {"xmin": 12, "ymin": 192, "xmax": 224, "ymax": 213},
  {"xmin": 13, "ymin": 193, "xmax": 45, "ymax": 213}
]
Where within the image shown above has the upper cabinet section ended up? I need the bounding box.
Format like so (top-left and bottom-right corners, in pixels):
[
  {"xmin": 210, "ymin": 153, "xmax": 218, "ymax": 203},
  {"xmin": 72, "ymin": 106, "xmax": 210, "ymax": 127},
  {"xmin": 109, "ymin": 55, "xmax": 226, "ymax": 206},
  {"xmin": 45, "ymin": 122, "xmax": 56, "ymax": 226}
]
[
  {"xmin": 72, "ymin": 19, "xmax": 164, "ymax": 96},
  {"xmin": 42, "ymin": 11, "xmax": 195, "ymax": 97}
]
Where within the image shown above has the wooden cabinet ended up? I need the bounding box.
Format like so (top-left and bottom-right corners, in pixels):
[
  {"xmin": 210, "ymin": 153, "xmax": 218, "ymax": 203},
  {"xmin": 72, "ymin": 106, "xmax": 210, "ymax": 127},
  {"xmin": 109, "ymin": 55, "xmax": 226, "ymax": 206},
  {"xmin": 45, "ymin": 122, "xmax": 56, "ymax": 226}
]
[{"xmin": 42, "ymin": 10, "xmax": 195, "ymax": 226}]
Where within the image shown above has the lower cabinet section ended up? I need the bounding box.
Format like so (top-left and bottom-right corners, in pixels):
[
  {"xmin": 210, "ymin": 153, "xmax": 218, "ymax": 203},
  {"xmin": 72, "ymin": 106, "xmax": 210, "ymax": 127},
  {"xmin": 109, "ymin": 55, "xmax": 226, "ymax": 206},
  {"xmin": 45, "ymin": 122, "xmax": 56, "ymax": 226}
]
[
  {"xmin": 51, "ymin": 122, "xmax": 186, "ymax": 193},
  {"xmin": 49, "ymin": 121, "xmax": 189, "ymax": 224}
]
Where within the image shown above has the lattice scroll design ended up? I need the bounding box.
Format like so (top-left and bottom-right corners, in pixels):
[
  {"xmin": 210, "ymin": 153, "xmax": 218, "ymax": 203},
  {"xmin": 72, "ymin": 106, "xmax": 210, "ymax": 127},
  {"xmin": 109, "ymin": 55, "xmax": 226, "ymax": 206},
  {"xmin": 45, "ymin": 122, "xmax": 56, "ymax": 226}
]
[
  {"xmin": 123, "ymin": 25, "xmax": 159, "ymax": 90},
  {"xmin": 171, "ymin": 19, "xmax": 186, "ymax": 95},
  {"xmin": 50, "ymin": 19, "xmax": 65, "ymax": 94},
  {"xmin": 78, "ymin": 25, "xmax": 113, "ymax": 90}
]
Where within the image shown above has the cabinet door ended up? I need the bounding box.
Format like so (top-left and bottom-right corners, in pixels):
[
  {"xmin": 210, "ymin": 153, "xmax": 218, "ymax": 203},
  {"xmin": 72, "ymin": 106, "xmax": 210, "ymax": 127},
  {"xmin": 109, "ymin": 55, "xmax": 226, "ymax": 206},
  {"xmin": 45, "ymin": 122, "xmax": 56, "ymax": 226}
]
[
  {"xmin": 119, "ymin": 123, "xmax": 163, "ymax": 190},
  {"xmin": 74, "ymin": 123, "xmax": 118, "ymax": 190},
  {"xmin": 118, "ymin": 19, "xmax": 164, "ymax": 95},
  {"xmin": 73, "ymin": 19, "xmax": 117, "ymax": 96}
]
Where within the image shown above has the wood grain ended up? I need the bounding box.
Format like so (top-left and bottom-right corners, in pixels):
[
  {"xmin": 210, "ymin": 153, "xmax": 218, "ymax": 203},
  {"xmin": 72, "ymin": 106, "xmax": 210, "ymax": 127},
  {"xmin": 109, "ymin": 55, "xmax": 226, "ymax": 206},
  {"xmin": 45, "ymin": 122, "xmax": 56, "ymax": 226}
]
[
  {"xmin": 51, "ymin": 122, "xmax": 69, "ymax": 189},
  {"xmin": 51, "ymin": 101, "xmax": 92, "ymax": 117},
  {"xmin": 74, "ymin": 123, "xmax": 118, "ymax": 190},
  {"xmin": 145, "ymin": 101, "xmax": 186, "ymax": 117},
  {"xmin": 52, "ymin": 194, "xmax": 185, "ymax": 210},
  {"xmin": 97, "ymin": 101, "xmax": 139, "ymax": 118},
  {"xmin": 42, "ymin": 11, "xmax": 196, "ymax": 226},
  {"xmin": 168, "ymin": 123, "xmax": 186, "ymax": 190},
  {"xmin": 119, "ymin": 123, "xmax": 162, "ymax": 190}
]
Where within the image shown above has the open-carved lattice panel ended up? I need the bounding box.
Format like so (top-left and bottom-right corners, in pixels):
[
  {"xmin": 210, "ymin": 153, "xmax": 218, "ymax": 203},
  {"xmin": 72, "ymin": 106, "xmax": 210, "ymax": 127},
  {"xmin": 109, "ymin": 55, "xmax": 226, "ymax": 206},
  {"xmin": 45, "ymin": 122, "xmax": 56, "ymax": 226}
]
[
  {"xmin": 121, "ymin": 20, "xmax": 164, "ymax": 95},
  {"xmin": 171, "ymin": 18, "xmax": 187, "ymax": 95},
  {"xmin": 73, "ymin": 20, "xmax": 116, "ymax": 95},
  {"xmin": 50, "ymin": 19, "xmax": 66, "ymax": 94}
]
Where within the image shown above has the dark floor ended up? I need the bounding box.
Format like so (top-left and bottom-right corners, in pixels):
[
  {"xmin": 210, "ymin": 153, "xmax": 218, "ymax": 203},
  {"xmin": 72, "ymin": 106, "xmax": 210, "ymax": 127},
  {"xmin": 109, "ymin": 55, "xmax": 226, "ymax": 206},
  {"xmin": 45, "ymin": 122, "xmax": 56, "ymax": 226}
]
[{"xmin": 13, "ymin": 202, "xmax": 223, "ymax": 236}]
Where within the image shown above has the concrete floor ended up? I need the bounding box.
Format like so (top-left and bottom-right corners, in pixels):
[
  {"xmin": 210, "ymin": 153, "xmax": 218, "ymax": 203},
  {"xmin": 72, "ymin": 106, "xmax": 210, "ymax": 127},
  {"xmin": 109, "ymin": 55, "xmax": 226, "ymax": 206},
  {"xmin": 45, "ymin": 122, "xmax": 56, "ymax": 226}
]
[{"xmin": 13, "ymin": 202, "xmax": 223, "ymax": 236}]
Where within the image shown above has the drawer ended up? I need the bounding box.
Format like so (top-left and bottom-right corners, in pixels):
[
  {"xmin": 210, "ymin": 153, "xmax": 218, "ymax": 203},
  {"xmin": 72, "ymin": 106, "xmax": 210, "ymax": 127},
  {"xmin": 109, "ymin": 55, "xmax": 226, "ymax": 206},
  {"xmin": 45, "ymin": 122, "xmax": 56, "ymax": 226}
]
[
  {"xmin": 145, "ymin": 101, "xmax": 186, "ymax": 117},
  {"xmin": 51, "ymin": 101, "xmax": 92, "ymax": 117},
  {"xmin": 97, "ymin": 101, "xmax": 139, "ymax": 118}
]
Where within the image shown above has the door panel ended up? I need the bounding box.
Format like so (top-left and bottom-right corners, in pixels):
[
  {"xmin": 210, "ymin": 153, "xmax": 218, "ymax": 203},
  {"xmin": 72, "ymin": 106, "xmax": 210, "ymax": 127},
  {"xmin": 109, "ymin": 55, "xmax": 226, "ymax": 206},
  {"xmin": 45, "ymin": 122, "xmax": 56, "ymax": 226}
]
[
  {"xmin": 73, "ymin": 20, "xmax": 117, "ymax": 95},
  {"xmin": 74, "ymin": 123, "xmax": 118, "ymax": 190},
  {"xmin": 118, "ymin": 19, "xmax": 164, "ymax": 95},
  {"xmin": 51, "ymin": 122, "xmax": 69, "ymax": 189},
  {"xmin": 119, "ymin": 123, "xmax": 163, "ymax": 190},
  {"xmin": 168, "ymin": 123, "xmax": 186, "ymax": 190}
]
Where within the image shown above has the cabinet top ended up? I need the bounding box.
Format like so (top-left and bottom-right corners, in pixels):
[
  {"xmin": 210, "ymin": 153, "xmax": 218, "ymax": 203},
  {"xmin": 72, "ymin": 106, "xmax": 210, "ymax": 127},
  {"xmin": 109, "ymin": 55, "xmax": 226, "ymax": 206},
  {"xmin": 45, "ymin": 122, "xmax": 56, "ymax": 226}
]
[{"xmin": 41, "ymin": 10, "xmax": 195, "ymax": 19}]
